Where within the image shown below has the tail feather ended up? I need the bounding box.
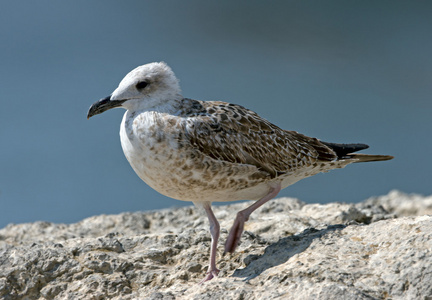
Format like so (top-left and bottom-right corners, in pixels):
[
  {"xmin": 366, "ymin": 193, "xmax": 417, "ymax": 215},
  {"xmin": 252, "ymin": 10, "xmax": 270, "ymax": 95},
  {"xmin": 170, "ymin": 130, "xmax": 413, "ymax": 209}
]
[
  {"xmin": 349, "ymin": 154, "xmax": 394, "ymax": 163},
  {"xmin": 321, "ymin": 141, "xmax": 394, "ymax": 162},
  {"xmin": 321, "ymin": 142, "xmax": 369, "ymax": 158}
]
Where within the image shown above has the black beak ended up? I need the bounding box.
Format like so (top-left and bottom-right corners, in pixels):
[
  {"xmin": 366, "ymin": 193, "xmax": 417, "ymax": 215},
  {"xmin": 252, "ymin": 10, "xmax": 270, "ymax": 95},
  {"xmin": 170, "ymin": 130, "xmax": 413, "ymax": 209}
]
[{"xmin": 87, "ymin": 96, "xmax": 126, "ymax": 119}]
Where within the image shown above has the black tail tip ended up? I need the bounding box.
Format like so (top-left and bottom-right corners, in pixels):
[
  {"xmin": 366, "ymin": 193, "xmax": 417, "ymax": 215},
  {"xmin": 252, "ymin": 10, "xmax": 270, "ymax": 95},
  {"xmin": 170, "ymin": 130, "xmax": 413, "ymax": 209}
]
[{"xmin": 321, "ymin": 142, "xmax": 369, "ymax": 158}]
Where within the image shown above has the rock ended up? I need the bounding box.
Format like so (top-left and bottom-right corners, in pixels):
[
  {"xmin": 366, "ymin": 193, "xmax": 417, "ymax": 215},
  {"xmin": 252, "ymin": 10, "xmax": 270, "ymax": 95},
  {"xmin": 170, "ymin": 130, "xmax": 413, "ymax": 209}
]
[
  {"xmin": 0, "ymin": 190, "xmax": 431, "ymax": 299},
  {"xmin": 362, "ymin": 190, "xmax": 432, "ymax": 217}
]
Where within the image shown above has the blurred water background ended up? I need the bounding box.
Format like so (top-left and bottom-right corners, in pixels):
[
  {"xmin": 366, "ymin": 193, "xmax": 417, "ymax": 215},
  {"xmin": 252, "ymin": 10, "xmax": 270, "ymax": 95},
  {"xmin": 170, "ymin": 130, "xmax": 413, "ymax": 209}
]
[{"xmin": 1, "ymin": 1, "xmax": 431, "ymax": 228}]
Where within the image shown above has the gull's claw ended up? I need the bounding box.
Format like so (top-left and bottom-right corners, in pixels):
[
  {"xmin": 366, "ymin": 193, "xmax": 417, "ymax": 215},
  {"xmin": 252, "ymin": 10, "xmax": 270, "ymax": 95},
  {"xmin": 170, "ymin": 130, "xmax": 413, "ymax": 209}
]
[{"xmin": 199, "ymin": 268, "xmax": 220, "ymax": 284}]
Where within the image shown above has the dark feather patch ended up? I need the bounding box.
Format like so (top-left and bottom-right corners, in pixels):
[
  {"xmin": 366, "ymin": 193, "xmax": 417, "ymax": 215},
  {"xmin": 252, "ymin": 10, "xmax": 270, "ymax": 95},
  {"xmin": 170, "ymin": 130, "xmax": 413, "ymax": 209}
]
[{"xmin": 321, "ymin": 142, "xmax": 369, "ymax": 159}]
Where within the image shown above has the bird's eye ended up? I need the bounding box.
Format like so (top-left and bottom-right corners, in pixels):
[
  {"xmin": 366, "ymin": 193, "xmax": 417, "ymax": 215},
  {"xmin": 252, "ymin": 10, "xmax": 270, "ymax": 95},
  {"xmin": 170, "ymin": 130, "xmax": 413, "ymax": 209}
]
[{"xmin": 136, "ymin": 81, "xmax": 148, "ymax": 90}]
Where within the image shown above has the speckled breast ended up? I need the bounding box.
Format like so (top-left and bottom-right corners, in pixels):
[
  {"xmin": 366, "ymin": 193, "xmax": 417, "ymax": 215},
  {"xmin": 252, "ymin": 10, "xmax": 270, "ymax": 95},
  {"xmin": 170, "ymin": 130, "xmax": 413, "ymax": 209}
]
[{"xmin": 119, "ymin": 110, "xmax": 271, "ymax": 202}]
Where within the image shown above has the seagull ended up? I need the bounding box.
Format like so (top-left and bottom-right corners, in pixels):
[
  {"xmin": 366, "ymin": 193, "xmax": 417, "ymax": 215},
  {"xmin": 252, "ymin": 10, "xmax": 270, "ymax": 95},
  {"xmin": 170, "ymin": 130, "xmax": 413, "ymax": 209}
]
[{"xmin": 87, "ymin": 62, "xmax": 393, "ymax": 282}]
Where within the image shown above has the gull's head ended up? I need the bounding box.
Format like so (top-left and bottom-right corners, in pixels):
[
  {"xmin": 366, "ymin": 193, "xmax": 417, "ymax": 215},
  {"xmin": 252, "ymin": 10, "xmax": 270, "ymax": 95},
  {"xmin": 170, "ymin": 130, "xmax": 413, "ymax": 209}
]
[{"xmin": 87, "ymin": 62, "xmax": 182, "ymax": 119}]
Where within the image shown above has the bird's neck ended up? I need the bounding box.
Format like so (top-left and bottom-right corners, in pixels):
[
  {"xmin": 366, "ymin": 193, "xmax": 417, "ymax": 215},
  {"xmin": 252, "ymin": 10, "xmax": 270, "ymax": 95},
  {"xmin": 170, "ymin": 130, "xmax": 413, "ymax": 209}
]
[{"xmin": 125, "ymin": 96, "xmax": 183, "ymax": 115}]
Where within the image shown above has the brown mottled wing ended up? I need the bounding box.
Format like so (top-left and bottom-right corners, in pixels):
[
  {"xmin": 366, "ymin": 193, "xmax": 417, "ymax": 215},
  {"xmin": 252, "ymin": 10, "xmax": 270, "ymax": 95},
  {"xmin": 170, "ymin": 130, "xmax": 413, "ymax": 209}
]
[{"xmin": 184, "ymin": 100, "xmax": 337, "ymax": 178}]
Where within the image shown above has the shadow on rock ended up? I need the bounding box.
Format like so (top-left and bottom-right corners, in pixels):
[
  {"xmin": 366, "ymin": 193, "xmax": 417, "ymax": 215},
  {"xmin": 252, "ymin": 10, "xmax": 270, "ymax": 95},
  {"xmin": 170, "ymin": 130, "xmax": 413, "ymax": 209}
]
[{"xmin": 232, "ymin": 224, "xmax": 346, "ymax": 280}]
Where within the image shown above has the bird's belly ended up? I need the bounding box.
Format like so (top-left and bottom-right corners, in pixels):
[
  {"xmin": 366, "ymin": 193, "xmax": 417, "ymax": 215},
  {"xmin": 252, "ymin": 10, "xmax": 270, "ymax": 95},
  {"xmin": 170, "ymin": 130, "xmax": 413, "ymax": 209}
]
[
  {"xmin": 124, "ymin": 145, "xmax": 271, "ymax": 202},
  {"xmin": 120, "ymin": 119, "xmax": 270, "ymax": 202}
]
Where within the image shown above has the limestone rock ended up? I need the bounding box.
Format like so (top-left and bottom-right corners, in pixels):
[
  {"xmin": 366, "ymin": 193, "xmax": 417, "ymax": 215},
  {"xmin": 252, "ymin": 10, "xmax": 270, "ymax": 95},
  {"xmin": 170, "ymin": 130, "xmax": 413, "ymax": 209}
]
[
  {"xmin": 0, "ymin": 190, "xmax": 431, "ymax": 299},
  {"xmin": 363, "ymin": 189, "xmax": 432, "ymax": 217}
]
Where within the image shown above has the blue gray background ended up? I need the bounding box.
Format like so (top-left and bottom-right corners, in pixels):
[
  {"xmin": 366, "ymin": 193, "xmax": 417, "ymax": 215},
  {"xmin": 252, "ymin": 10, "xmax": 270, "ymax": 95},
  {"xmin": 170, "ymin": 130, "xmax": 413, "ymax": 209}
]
[{"xmin": 1, "ymin": 1, "xmax": 431, "ymax": 228}]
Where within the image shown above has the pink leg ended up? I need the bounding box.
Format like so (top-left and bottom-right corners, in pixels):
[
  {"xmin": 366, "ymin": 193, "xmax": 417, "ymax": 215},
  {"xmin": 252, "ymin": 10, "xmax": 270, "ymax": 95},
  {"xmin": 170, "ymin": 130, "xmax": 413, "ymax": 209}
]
[
  {"xmin": 224, "ymin": 183, "xmax": 281, "ymax": 254},
  {"xmin": 199, "ymin": 203, "xmax": 221, "ymax": 283}
]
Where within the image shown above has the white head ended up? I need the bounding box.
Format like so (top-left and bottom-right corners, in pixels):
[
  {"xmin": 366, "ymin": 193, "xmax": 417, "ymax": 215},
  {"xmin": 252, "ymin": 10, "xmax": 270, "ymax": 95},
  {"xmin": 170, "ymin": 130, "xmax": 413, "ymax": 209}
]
[{"xmin": 87, "ymin": 62, "xmax": 182, "ymax": 118}]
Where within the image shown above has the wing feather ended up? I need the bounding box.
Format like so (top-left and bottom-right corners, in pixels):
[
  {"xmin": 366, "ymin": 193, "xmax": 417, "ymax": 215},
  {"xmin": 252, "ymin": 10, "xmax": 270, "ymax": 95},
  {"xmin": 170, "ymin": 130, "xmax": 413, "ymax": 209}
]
[{"xmin": 181, "ymin": 99, "xmax": 336, "ymax": 178}]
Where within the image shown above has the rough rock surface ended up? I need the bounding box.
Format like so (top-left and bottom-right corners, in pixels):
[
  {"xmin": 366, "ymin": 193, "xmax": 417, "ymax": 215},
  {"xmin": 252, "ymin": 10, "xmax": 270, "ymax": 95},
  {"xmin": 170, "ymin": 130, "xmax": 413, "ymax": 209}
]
[{"xmin": 1, "ymin": 190, "xmax": 431, "ymax": 299}]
